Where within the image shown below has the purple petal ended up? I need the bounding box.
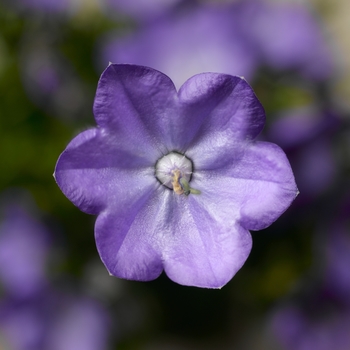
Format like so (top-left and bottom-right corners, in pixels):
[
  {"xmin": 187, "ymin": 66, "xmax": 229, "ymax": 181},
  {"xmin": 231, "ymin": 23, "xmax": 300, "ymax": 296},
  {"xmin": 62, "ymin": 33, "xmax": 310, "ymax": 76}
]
[
  {"xmin": 54, "ymin": 127, "xmax": 156, "ymax": 214},
  {"xmin": 193, "ymin": 141, "xmax": 298, "ymax": 231},
  {"xmin": 93, "ymin": 64, "xmax": 178, "ymax": 155},
  {"xmin": 96, "ymin": 187, "xmax": 252, "ymax": 288},
  {"xmin": 93, "ymin": 65, "xmax": 264, "ymax": 155},
  {"xmin": 95, "ymin": 187, "xmax": 164, "ymax": 281},
  {"xmin": 181, "ymin": 74, "xmax": 265, "ymax": 168},
  {"xmin": 162, "ymin": 193, "xmax": 252, "ymax": 288}
]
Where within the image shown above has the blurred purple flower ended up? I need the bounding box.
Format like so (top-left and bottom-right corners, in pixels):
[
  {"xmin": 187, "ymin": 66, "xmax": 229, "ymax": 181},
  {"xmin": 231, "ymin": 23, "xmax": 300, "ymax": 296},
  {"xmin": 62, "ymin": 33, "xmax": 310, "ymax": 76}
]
[
  {"xmin": 99, "ymin": 3, "xmax": 257, "ymax": 89},
  {"xmin": 45, "ymin": 296, "xmax": 110, "ymax": 350},
  {"xmin": 54, "ymin": 64, "xmax": 298, "ymax": 288},
  {"xmin": 0, "ymin": 201, "xmax": 49, "ymax": 300},
  {"xmin": 0, "ymin": 296, "xmax": 49, "ymax": 350},
  {"xmin": 322, "ymin": 197, "xmax": 350, "ymax": 301},
  {"xmin": 99, "ymin": 0, "xmax": 333, "ymax": 89},
  {"xmin": 248, "ymin": 1, "xmax": 334, "ymax": 80},
  {"xmin": 0, "ymin": 193, "xmax": 111, "ymax": 350},
  {"xmin": 323, "ymin": 232, "xmax": 350, "ymax": 303},
  {"xmin": 267, "ymin": 108, "xmax": 339, "ymax": 199},
  {"xmin": 271, "ymin": 221, "xmax": 350, "ymax": 350},
  {"xmin": 272, "ymin": 301, "xmax": 350, "ymax": 350},
  {"xmin": 0, "ymin": 294, "xmax": 110, "ymax": 350}
]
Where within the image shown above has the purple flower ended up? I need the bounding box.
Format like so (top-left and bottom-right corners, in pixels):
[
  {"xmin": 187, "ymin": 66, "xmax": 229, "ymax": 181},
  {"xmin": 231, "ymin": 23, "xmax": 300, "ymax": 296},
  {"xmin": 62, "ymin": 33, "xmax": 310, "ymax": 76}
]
[
  {"xmin": 267, "ymin": 108, "xmax": 339, "ymax": 199},
  {"xmin": 99, "ymin": 3, "xmax": 257, "ymax": 89},
  {"xmin": 0, "ymin": 297, "xmax": 49, "ymax": 350},
  {"xmin": 54, "ymin": 64, "xmax": 298, "ymax": 288},
  {"xmin": 0, "ymin": 200, "xmax": 50, "ymax": 300},
  {"xmin": 99, "ymin": 0, "xmax": 333, "ymax": 90},
  {"xmin": 0, "ymin": 294, "xmax": 110, "ymax": 350},
  {"xmin": 272, "ymin": 302, "xmax": 350, "ymax": 350},
  {"xmin": 0, "ymin": 192, "xmax": 111, "ymax": 350},
  {"xmin": 45, "ymin": 296, "xmax": 110, "ymax": 350},
  {"xmin": 248, "ymin": 1, "xmax": 334, "ymax": 80}
]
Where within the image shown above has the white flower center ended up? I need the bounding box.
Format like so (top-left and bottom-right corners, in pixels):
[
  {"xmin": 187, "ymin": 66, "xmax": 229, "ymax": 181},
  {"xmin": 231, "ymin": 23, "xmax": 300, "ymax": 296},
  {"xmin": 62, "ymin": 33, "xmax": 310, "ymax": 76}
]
[{"xmin": 155, "ymin": 152, "xmax": 200, "ymax": 196}]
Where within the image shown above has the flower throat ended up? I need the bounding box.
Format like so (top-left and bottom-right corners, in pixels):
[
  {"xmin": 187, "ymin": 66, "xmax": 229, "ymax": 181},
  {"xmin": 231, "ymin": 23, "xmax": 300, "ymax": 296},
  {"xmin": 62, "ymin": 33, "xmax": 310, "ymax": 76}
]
[{"xmin": 155, "ymin": 152, "xmax": 200, "ymax": 196}]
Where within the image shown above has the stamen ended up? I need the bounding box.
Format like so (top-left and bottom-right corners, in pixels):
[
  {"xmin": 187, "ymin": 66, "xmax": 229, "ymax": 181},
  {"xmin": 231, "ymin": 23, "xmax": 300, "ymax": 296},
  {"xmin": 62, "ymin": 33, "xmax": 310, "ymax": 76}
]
[{"xmin": 172, "ymin": 169, "xmax": 184, "ymax": 195}]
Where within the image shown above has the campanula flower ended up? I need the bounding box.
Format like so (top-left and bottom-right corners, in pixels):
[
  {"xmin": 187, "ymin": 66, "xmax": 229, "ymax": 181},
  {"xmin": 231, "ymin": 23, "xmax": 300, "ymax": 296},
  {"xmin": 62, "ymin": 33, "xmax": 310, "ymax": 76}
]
[{"xmin": 54, "ymin": 64, "xmax": 298, "ymax": 288}]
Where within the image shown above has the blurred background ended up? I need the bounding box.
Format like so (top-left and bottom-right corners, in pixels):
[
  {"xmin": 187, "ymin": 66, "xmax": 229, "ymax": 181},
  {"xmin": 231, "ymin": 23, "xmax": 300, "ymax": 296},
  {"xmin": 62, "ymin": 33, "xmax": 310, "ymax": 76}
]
[{"xmin": 1, "ymin": 0, "xmax": 350, "ymax": 349}]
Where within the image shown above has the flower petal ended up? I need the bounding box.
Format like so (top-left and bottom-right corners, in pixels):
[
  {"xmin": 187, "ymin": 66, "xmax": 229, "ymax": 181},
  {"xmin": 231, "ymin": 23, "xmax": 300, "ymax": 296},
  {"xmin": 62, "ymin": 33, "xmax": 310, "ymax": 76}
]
[
  {"xmin": 54, "ymin": 128, "xmax": 156, "ymax": 214},
  {"xmin": 162, "ymin": 194, "xmax": 252, "ymax": 288},
  {"xmin": 95, "ymin": 186, "xmax": 251, "ymax": 288},
  {"xmin": 179, "ymin": 73, "xmax": 265, "ymax": 167},
  {"xmin": 93, "ymin": 64, "xmax": 179, "ymax": 155},
  {"xmin": 95, "ymin": 187, "xmax": 165, "ymax": 281},
  {"xmin": 193, "ymin": 141, "xmax": 298, "ymax": 231}
]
